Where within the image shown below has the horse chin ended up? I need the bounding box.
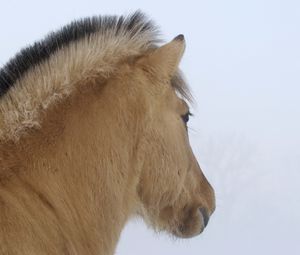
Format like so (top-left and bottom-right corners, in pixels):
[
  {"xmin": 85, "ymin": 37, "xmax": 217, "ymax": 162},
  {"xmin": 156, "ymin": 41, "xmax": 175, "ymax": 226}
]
[{"xmin": 172, "ymin": 209, "xmax": 205, "ymax": 238}]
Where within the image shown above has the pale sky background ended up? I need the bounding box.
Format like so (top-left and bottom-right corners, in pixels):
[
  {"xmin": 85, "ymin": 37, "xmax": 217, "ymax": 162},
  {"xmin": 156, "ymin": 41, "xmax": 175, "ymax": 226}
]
[{"xmin": 1, "ymin": 0, "xmax": 299, "ymax": 254}]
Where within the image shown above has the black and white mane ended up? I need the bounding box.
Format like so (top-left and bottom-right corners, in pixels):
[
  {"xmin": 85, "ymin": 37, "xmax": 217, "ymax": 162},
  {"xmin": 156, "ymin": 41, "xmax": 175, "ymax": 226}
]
[{"xmin": 0, "ymin": 12, "xmax": 157, "ymax": 97}]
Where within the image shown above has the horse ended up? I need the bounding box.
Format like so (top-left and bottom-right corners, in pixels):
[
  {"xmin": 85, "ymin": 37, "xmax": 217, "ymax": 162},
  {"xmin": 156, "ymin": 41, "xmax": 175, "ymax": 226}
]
[{"xmin": 0, "ymin": 12, "xmax": 215, "ymax": 255}]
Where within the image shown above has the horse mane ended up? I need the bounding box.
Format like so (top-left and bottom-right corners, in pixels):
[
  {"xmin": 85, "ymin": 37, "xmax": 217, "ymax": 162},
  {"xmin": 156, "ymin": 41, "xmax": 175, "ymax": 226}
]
[
  {"xmin": 0, "ymin": 12, "xmax": 157, "ymax": 96},
  {"xmin": 0, "ymin": 11, "xmax": 190, "ymax": 143}
]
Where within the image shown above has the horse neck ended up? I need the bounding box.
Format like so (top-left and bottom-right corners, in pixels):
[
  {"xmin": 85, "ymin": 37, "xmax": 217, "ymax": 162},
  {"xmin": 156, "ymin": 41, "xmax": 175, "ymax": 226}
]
[{"xmin": 1, "ymin": 82, "xmax": 142, "ymax": 254}]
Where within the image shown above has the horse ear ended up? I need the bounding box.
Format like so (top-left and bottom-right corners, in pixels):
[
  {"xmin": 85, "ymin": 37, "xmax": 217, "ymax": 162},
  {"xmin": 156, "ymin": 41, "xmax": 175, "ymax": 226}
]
[{"xmin": 141, "ymin": 34, "xmax": 186, "ymax": 78}]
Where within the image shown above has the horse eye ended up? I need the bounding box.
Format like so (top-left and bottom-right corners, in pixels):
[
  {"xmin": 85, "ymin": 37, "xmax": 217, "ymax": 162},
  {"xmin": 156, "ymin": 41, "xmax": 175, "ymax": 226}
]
[{"xmin": 181, "ymin": 111, "xmax": 192, "ymax": 124}]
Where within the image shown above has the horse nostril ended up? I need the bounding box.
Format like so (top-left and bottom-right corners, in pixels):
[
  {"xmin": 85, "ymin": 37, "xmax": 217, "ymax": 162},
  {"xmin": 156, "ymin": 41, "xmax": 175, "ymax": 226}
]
[{"xmin": 199, "ymin": 208, "xmax": 209, "ymax": 228}]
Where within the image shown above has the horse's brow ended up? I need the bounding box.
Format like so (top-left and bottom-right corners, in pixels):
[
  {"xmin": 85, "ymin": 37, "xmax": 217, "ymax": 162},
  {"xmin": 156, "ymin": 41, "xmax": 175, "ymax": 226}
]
[{"xmin": 171, "ymin": 73, "xmax": 193, "ymax": 104}]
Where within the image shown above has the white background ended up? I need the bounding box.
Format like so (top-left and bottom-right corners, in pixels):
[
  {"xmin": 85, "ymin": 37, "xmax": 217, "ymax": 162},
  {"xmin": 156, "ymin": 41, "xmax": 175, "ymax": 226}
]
[{"xmin": 1, "ymin": 0, "xmax": 299, "ymax": 254}]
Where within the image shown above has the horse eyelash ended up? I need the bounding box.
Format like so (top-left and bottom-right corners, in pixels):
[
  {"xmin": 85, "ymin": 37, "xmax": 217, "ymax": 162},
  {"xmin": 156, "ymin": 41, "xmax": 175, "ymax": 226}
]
[{"xmin": 186, "ymin": 111, "xmax": 194, "ymax": 119}]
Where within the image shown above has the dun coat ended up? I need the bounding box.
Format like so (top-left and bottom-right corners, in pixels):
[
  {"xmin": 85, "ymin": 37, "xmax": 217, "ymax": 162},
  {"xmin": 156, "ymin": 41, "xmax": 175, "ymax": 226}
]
[{"xmin": 0, "ymin": 12, "xmax": 215, "ymax": 255}]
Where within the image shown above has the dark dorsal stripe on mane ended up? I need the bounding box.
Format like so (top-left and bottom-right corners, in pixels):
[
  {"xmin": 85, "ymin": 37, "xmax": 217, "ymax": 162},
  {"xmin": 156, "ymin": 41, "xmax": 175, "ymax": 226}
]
[{"xmin": 0, "ymin": 11, "xmax": 156, "ymax": 97}]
